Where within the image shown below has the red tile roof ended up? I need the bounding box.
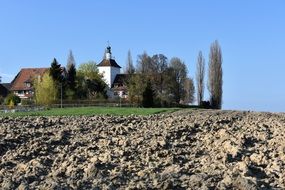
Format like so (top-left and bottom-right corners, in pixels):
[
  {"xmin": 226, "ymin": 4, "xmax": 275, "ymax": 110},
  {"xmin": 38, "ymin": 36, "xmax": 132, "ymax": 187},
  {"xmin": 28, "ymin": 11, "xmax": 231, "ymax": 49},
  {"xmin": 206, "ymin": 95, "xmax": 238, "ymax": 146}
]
[{"xmin": 10, "ymin": 68, "xmax": 49, "ymax": 91}]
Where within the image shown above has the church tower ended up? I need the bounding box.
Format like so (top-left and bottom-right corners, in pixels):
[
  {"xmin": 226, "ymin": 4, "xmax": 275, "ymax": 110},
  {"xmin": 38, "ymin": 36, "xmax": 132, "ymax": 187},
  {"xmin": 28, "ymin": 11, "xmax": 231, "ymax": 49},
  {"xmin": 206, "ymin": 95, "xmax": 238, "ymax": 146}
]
[{"xmin": 97, "ymin": 46, "xmax": 121, "ymax": 88}]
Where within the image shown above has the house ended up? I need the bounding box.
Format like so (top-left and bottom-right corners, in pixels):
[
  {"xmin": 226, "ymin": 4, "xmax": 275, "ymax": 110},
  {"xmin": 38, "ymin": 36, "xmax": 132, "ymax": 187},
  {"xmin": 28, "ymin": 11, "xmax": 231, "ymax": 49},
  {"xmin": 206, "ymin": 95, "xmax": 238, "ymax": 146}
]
[
  {"xmin": 0, "ymin": 83, "xmax": 11, "ymax": 97},
  {"xmin": 112, "ymin": 74, "xmax": 129, "ymax": 98},
  {"xmin": 10, "ymin": 68, "xmax": 49, "ymax": 99},
  {"xmin": 98, "ymin": 46, "xmax": 128, "ymax": 98}
]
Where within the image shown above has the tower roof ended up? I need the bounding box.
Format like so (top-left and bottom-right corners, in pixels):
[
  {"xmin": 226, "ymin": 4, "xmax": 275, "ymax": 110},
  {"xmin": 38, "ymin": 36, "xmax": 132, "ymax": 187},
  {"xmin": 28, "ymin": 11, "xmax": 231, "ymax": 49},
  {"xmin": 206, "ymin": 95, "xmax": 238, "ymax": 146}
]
[{"xmin": 97, "ymin": 59, "xmax": 121, "ymax": 68}]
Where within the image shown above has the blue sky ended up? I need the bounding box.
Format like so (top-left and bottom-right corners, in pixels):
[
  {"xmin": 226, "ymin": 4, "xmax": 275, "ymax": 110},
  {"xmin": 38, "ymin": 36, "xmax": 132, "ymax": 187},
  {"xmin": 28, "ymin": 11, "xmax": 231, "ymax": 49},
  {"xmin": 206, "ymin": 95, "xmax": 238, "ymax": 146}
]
[{"xmin": 0, "ymin": 1, "xmax": 284, "ymax": 112}]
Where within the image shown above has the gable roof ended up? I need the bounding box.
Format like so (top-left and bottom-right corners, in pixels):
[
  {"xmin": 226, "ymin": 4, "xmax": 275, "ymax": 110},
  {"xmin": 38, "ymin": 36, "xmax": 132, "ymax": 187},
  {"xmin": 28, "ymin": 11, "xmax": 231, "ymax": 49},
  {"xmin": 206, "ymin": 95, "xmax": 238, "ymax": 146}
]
[
  {"xmin": 10, "ymin": 68, "xmax": 49, "ymax": 91},
  {"xmin": 112, "ymin": 74, "xmax": 130, "ymax": 88},
  {"xmin": 113, "ymin": 74, "xmax": 129, "ymax": 84},
  {"xmin": 97, "ymin": 59, "xmax": 121, "ymax": 68}
]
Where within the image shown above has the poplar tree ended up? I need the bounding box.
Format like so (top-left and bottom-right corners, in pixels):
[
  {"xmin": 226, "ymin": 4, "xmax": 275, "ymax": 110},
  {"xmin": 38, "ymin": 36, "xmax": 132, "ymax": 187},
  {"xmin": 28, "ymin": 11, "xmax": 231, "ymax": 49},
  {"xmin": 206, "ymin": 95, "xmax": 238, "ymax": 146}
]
[
  {"xmin": 196, "ymin": 51, "xmax": 205, "ymax": 106},
  {"xmin": 208, "ymin": 40, "xmax": 223, "ymax": 109},
  {"xmin": 125, "ymin": 50, "xmax": 135, "ymax": 74}
]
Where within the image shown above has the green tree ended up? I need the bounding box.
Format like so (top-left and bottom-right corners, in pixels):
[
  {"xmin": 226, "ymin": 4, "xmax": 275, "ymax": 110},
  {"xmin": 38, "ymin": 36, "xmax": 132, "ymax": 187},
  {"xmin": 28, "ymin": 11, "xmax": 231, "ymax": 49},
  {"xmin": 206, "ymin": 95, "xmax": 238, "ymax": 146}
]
[
  {"xmin": 34, "ymin": 72, "xmax": 58, "ymax": 106},
  {"xmin": 142, "ymin": 80, "xmax": 155, "ymax": 108},
  {"xmin": 77, "ymin": 61, "xmax": 101, "ymax": 80},
  {"xmin": 66, "ymin": 50, "xmax": 77, "ymax": 99},
  {"xmin": 208, "ymin": 40, "xmax": 223, "ymax": 109},
  {"xmin": 127, "ymin": 74, "xmax": 146, "ymax": 106},
  {"xmin": 49, "ymin": 58, "xmax": 65, "ymax": 100},
  {"xmin": 77, "ymin": 61, "xmax": 107, "ymax": 99},
  {"xmin": 5, "ymin": 93, "xmax": 21, "ymax": 106},
  {"xmin": 196, "ymin": 51, "xmax": 205, "ymax": 106},
  {"xmin": 50, "ymin": 58, "xmax": 63, "ymax": 83}
]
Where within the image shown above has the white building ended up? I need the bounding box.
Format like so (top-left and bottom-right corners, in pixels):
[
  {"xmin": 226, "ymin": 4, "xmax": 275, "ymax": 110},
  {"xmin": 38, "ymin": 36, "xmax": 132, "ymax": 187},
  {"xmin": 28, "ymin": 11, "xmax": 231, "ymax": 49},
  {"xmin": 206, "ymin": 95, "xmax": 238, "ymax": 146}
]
[{"xmin": 98, "ymin": 46, "xmax": 128, "ymax": 98}]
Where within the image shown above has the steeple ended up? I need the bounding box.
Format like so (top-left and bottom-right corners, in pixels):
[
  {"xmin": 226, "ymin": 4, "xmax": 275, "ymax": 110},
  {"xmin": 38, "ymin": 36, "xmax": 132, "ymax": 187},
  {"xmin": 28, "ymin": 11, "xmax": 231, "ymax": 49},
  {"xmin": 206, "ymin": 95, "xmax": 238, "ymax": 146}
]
[
  {"xmin": 98, "ymin": 45, "xmax": 121, "ymax": 88},
  {"xmin": 106, "ymin": 46, "xmax": 111, "ymax": 60}
]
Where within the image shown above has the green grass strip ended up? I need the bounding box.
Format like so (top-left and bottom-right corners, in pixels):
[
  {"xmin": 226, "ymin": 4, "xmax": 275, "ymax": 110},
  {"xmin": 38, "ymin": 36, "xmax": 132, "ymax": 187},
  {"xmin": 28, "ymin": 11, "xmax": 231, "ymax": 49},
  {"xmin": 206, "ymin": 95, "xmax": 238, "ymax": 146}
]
[{"xmin": 0, "ymin": 107, "xmax": 181, "ymax": 117}]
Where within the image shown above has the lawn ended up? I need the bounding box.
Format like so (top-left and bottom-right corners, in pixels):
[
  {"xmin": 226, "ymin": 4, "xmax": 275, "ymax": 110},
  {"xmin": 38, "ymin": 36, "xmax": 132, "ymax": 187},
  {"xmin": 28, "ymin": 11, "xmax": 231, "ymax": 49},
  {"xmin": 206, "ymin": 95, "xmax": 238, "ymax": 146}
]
[{"xmin": 0, "ymin": 107, "xmax": 181, "ymax": 117}]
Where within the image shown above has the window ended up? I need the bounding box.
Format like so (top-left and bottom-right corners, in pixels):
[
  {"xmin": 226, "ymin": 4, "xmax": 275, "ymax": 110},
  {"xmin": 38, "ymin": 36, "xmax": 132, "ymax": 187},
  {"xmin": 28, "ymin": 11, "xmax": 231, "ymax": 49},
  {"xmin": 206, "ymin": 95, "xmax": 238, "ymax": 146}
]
[{"xmin": 26, "ymin": 82, "xmax": 31, "ymax": 88}]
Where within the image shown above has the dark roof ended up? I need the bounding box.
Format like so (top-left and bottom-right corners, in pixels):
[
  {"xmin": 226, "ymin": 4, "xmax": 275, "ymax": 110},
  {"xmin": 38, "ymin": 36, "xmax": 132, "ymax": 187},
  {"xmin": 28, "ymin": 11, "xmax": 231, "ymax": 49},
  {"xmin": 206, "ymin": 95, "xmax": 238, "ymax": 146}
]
[
  {"xmin": 10, "ymin": 68, "xmax": 49, "ymax": 91},
  {"xmin": 112, "ymin": 74, "xmax": 129, "ymax": 88},
  {"xmin": 98, "ymin": 59, "xmax": 121, "ymax": 68},
  {"xmin": 1, "ymin": 83, "xmax": 11, "ymax": 90},
  {"xmin": 0, "ymin": 83, "xmax": 10, "ymax": 97}
]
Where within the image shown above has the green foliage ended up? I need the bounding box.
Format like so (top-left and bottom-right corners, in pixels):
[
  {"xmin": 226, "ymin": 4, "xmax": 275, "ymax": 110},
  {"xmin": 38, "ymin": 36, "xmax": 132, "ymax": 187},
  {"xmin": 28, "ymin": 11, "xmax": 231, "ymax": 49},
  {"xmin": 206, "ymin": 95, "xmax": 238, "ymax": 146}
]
[
  {"xmin": 77, "ymin": 61, "xmax": 107, "ymax": 99},
  {"xmin": 8, "ymin": 99, "xmax": 15, "ymax": 109},
  {"xmin": 66, "ymin": 50, "xmax": 77, "ymax": 93},
  {"xmin": 34, "ymin": 72, "xmax": 58, "ymax": 106},
  {"xmin": 21, "ymin": 99, "xmax": 34, "ymax": 106},
  {"xmin": 5, "ymin": 93, "xmax": 21, "ymax": 106},
  {"xmin": 127, "ymin": 74, "xmax": 146, "ymax": 106},
  {"xmin": 142, "ymin": 80, "xmax": 155, "ymax": 108},
  {"xmin": 50, "ymin": 58, "xmax": 63, "ymax": 83},
  {"xmin": 65, "ymin": 88, "xmax": 76, "ymax": 100},
  {"xmin": 77, "ymin": 61, "xmax": 100, "ymax": 80},
  {"xmin": 0, "ymin": 107, "xmax": 181, "ymax": 117}
]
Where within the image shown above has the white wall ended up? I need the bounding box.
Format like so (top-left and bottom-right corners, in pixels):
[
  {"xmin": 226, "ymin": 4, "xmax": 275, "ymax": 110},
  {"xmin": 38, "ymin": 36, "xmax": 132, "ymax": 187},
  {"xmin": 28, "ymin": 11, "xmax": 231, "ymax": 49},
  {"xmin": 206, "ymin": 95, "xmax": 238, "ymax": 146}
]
[
  {"xmin": 98, "ymin": 66, "xmax": 120, "ymax": 88},
  {"xmin": 98, "ymin": 67, "xmax": 111, "ymax": 87},
  {"xmin": 111, "ymin": 67, "xmax": 120, "ymax": 86}
]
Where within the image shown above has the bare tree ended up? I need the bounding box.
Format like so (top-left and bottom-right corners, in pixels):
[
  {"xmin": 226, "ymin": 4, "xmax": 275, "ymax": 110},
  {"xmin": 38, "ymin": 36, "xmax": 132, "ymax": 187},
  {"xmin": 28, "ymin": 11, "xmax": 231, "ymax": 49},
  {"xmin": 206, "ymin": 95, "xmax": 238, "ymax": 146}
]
[
  {"xmin": 169, "ymin": 57, "xmax": 187, "ymax": 103},
  {"xmin": 183, "ymin": 77, "xmax": 195, "ymax": 104},
  {"xmin": 208, "ymin": 40, "xmax": 223, "ymax": 109},
  {"xmin": 196, "ymin": 51, "xmax": 205, "ymax": 106},
  {"xmin": 137, "ymin": 52, "xmax": 155, "ymax": 74},
  {"xmin": 125, "ymin": 50, "xmax": 135, "ymax": 74}
]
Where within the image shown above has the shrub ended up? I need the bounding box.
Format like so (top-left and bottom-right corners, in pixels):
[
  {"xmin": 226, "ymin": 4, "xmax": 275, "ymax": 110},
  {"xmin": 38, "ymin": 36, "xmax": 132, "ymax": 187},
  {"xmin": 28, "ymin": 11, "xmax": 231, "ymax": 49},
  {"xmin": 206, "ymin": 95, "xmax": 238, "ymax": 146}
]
[
  {"xmin": 5, "ymin": 93, "xmax": 21, "ymax": 106},
  {"xmin": 21, "ymin": 99, "xmax": 34, "ymax": 106},
  {"xmin": 200, "ymin": 101, "xmax": 211, "ymax": 109},
  {"xmin": 8, "ymin": 99, "xmax": 15, "ymax": 109}
]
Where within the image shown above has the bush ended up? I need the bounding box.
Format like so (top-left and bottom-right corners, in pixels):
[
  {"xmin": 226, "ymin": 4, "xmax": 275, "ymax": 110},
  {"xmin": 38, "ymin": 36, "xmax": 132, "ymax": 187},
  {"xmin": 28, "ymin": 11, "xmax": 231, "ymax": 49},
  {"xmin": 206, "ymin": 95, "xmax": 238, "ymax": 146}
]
[
  {"xmin": 21, "ymin": 99, "xmax": 35, "ymax": 106},
  {"xmin": 200, "ymin": 101, "xmax": 211, "ymax": 109},
  {"xmin": 5, "ymin": 93, "xmax": 21, "ymax": 106},
  {"xmin": 142, "ymin": 81, "xmax": 154, "ymax": 108}
]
